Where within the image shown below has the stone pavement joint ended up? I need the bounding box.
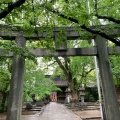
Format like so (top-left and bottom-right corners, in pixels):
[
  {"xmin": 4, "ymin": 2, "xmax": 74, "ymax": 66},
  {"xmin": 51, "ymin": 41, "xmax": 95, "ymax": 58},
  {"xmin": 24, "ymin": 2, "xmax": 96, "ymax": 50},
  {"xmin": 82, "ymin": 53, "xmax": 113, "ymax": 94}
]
[{"xmin": 39, "ymin": 102, "xmax": 82, "ymax": 120}]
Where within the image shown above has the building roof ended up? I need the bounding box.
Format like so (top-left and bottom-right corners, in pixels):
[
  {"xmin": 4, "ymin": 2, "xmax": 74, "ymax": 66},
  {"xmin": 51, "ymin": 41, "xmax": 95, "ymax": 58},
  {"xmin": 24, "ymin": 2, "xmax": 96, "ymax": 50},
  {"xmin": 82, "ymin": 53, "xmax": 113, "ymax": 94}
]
[
  {"xmin": 54, "ymin": 80, "xmax": 68, "ymax": 87},
  {"xmin": 45, "ymin": 75, "xmax": 69, "ymax": 87}
]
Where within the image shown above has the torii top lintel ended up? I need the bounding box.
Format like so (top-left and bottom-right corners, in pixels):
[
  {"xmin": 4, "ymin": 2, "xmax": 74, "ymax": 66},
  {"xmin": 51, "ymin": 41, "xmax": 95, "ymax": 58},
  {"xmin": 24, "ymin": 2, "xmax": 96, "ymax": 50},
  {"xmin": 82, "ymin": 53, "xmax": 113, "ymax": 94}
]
[{"xmin": 0, "ymin": 24, "xmax": 120, "ymax": 40}]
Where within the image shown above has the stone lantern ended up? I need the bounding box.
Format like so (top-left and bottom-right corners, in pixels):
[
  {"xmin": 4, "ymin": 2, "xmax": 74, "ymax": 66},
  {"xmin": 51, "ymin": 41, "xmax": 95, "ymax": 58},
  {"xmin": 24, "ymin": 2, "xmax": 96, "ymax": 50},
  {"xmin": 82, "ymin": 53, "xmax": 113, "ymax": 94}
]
[
  {"xmin": 65, "ymin": 87, "xmax": 71, "ymax": 104},
  {"xmin": 78, "ymin": 87, "xmax": 86, "ymax": 107}
]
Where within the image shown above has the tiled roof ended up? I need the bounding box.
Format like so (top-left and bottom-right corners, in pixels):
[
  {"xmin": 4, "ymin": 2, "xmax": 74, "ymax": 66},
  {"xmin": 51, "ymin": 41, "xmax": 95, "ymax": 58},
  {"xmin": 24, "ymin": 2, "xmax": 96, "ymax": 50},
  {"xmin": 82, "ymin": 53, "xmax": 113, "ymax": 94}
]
[
  {"xmin": 54, "ymin": 80, "xmax": 68, "ymax": 87},
  {"xmin": 44, "ymin": 75, "xmax": 69, "ymax": 87}
]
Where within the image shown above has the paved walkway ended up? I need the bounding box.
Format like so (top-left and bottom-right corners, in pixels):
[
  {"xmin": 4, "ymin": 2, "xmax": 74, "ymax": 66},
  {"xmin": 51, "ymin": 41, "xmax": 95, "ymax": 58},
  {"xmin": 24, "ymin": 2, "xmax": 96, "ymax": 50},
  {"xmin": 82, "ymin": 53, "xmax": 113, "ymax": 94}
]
[
  {"xmin": 39, "ymin": 102, "xmax": 82, "ymax": 120},
  {"xmin": 0, "ymin": 102, "xmax": 82, "ymax": 120}
]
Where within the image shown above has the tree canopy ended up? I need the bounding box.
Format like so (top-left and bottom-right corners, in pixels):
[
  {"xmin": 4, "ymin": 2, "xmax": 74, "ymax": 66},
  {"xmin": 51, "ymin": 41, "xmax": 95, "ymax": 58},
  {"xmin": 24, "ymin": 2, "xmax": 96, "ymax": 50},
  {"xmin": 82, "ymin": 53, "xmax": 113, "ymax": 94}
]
[
  {"xmin": 0, "ymin": 0, "xmax": 120, "ymax": 45},
  {"xmin": 23, "ymin": 59, "xmax": 60, "ymax": 101}
]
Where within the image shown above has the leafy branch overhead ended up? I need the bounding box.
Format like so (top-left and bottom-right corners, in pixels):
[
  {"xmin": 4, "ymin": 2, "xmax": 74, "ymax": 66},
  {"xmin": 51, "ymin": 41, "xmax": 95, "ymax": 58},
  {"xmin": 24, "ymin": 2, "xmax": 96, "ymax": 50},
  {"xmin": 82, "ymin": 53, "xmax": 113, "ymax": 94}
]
[
  {"xmin": 0, "ymin": 0, "xmax": 120, "ymax": 46},
  {"xmin": 0, "ymin": 41, "xmax": 36, "ymax": 62},
  {"xmin": 0, "ymin": 0, "xmax": 26, "ymax": 19},
  {"xmin": 95, "ymin": 15, "xmax": 120, "ymax": 24},
  {"xmin": 43, "ymin": 3, "xmax": 120, "ymax": 46},
  {"xmin": 94, "ymin": 0, "xmax": 120, "ymax": 24}
]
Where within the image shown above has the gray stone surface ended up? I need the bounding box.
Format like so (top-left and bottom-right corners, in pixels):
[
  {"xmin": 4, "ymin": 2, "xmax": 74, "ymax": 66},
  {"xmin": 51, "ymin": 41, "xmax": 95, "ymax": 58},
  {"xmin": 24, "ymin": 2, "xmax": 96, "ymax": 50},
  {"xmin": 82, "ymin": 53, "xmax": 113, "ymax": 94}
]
[
  {"xmin": 39, "ymin": 102, "xmax": 82, "ymax": 120},
  {"xmin": 0, "ymin": 102, "xmax": 82, "ymax": 120}
]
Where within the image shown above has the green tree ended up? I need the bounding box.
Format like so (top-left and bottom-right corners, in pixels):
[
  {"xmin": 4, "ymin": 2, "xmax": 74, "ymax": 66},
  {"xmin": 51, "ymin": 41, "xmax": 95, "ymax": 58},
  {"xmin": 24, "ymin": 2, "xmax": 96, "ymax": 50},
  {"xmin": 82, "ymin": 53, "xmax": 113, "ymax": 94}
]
[
  {"xmin": 0, "ymin": 58, "xmax": 11, "ymax": 112},
  {"xmin": 23, "ymin": 59, "xmax": 60, "ymax": 102},
  {"xmin": 52, "ymin": 56, "xmax": 95, "ymax": 99},
  {"xmin": 110, "ymin": 55, "xmax": 120, "ymax": 87},
  {"xmin": 41, "ymin": 40, "xmax": 95, "ymax": 100}
]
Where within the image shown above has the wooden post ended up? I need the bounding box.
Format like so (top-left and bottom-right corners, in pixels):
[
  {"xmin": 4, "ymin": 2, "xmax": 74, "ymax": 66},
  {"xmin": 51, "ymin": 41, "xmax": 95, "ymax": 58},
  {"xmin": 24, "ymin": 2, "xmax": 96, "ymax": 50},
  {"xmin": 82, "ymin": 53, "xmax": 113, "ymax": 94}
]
[
  {"xmin": 6, "ymin": 34, "xmax": 26, "ymax": 120},
  {"xmin": 96, "ymin": 36, "xmax": 120, "ymax": 120}
]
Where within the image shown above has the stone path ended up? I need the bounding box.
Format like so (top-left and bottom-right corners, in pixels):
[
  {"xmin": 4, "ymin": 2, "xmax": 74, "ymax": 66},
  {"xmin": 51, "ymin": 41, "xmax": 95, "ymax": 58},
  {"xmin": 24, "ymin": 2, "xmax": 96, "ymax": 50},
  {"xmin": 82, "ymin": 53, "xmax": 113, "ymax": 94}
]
[
  {"xmin": 39, "ymin": 102, "xmax": 82, "ymax": 120},
  {"xmin": 0, "ymin": 102, "xmax": 82, "ymax": 120}
]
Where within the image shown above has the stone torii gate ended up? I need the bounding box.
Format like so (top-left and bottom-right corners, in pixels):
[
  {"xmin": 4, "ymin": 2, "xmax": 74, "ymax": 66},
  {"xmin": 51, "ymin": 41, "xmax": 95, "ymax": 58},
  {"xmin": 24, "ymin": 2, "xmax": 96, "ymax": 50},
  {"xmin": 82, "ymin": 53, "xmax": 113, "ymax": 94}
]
[{"xmin": 0, "ymin": 24, "xmax": 120, "ymax": 120}]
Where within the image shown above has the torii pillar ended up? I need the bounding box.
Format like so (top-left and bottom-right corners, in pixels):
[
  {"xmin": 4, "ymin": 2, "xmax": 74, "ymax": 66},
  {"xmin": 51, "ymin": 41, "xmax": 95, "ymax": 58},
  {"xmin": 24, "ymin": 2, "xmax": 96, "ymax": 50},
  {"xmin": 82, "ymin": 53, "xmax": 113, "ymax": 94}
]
[
  {"xmin": 96, "ymin": 36, "xmax": 120, "ymax": 120},
  {"xmin": 6, "ymin": 34, "xmax": 26, "ymax": 120}
]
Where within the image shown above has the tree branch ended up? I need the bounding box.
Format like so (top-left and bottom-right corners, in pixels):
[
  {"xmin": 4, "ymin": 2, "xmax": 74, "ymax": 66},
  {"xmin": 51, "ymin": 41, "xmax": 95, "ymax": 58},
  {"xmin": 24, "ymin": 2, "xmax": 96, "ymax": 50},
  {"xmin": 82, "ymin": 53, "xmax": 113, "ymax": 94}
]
[
  {"xmin": 63, "ymin": 57, "xmax": 70, "ymax": 71},
  {"xmin": 94, "ymin": 0, "xmax": 120, "ymax": 24},
  {"xmin": 42, "ymin": 61, "xmax": 56, "ymax": 70},
  {"xmin": 54, "ymin": 56, "xmax": 68, "ymax": 75},
  {"xmin": 85, "ymin": 68, "xmax": 94, "ymax": 76},
  {"xmin": 81, "ymin": 25, "xmax": 120, "ymax": 46},
  {"xmin": 95, "ymin": 14, "xmax": 120, "ymax": 24},
  {"xmin": 44, "ymin": 5, "xmax": 120, "ymax": 46},
  {"xmin": 0, "ymin": 0, "xmax": 26, "ymax": 19},
  {"xmin": 64, "ymin": 57, "xmax": 73, "ymax": 82}
]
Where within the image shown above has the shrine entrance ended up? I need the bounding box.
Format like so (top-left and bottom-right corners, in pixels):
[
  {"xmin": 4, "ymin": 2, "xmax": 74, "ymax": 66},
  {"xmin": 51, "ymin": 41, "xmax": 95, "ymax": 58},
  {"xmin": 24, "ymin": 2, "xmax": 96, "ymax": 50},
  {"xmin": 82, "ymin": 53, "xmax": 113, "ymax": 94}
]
[
  {"xmin": 0, "ymin": 24, "xmax": 120, "ymax": 120},
  {"xmin": 50, "ymin": 92, "xmax": 57, "ymax": 102}
]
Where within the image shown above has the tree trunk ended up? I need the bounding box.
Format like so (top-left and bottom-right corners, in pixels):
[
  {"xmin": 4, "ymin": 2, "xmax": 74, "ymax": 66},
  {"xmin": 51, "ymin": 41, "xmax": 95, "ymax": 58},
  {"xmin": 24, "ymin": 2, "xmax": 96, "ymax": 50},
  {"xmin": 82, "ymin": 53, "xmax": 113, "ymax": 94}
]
[
  {"xmin": 69, "ymin": 77, "xmax": 78, "ymax": 102},
  {"xmin": 1, "ymin": 92, "xmax": 7, "ymax": 112},
  {"xmin": 54, "ymin": 56, "xmax": 78, "ymax": 101}
]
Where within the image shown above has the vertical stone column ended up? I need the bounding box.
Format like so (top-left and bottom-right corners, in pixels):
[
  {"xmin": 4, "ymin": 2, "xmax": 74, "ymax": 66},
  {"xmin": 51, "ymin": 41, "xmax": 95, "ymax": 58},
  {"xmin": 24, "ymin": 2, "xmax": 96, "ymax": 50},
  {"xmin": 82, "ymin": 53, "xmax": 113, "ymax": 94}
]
[
  {"xmin": 6, "ymin": 34, "xmax": 26, "ymax": 120},
  {"xmin": 54, "ymin": 32, "xmax": 67, "ymax": 51},
  {"xmin": 96, "ymin": 36, "xmax": 120, "ymax": 120}
]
